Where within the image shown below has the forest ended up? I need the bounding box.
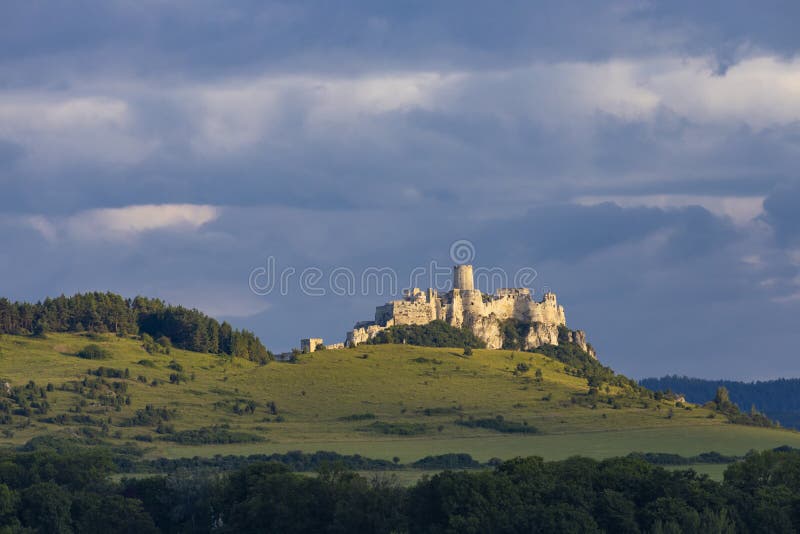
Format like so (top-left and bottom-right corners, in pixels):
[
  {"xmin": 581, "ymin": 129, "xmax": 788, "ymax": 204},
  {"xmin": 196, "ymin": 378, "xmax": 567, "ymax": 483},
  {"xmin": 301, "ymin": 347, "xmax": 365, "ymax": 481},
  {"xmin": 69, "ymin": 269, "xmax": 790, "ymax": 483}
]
[
  {"xmin": 0, "ymin": 293, "xmax": 271, "ymax": 364},
  {"xmin": 2, "ymin": 439, "xmax": 800, "ymax": 532}
]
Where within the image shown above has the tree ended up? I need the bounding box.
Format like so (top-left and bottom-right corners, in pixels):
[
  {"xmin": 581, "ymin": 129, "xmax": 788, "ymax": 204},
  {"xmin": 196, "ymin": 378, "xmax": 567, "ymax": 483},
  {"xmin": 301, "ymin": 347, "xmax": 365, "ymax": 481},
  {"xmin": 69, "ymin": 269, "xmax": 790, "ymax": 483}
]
[
  {"xmin": 20, "ymin": 482, "xmax": 72, "ymax": 533},
  {"xmin": 32, "ymin": 318, "xmax": 49, "ymax": 338},
  {"xmin": 714, "ymin": 386, "xmax": 731, "ymax": 406},
  {"xmin": 0, "ymin": 483, "xmax": 19, "ymax": 529},
  {"xmin": 76, "ymin": 344, "xmax": 110, "ymax": 360}
]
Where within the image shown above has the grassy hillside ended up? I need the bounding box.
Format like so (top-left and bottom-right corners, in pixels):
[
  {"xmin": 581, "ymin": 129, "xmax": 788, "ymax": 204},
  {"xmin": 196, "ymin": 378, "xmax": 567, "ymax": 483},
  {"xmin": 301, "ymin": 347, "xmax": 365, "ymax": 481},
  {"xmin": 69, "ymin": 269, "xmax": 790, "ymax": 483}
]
[
  {"xmin": 1, "ymin": 332, "xmax": 799, "ymax": 464},
  {"xmin": 641, "ymin": 375, "xmax": 800, "ymax": 429}
]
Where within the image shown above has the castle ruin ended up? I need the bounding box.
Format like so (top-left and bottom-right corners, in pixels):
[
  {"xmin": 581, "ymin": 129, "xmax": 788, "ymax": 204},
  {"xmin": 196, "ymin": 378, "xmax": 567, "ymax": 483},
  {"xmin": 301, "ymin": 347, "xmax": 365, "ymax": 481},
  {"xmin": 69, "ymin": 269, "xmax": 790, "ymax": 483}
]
[
  {"xmin": 300, "ymin": 338, "xmax": 345, "ymax": 353},
  {"xmin": 345, "ymin": 264, "xmax": 594, "ymax": 356}
]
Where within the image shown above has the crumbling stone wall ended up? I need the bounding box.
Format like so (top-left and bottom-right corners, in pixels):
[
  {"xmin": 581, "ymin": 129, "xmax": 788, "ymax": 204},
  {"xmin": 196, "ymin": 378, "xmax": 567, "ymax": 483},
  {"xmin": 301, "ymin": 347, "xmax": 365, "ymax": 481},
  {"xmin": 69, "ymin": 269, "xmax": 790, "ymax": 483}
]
[{"xmin": 344, "ymin": 264, "xmax": 594, "ymax": 358}]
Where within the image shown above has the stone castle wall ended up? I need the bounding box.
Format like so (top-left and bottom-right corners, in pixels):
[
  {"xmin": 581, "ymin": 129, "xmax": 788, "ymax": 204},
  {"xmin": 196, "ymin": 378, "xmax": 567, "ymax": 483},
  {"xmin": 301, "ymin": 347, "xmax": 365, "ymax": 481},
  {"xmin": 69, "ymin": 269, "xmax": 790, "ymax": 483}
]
[
  {"xmin": 300, "ymin": 338, "xmax": 323, "ymax": 353},
  {"xmin": 344, "ymin": 264, "xmax": 593, "ymax": 357}
]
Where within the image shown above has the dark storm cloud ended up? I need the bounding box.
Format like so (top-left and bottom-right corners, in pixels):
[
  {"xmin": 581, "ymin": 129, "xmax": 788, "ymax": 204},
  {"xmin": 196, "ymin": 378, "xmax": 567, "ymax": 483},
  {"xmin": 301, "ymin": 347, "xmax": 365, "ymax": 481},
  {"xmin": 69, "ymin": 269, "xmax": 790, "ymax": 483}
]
[
  {"xmin": 3, "ymin": 0, "xmax": 797, "ymax": 85},
  {"xmin": 637, "ymin": 0, "xmax": 800, "ymax": 70},
  {"xmin": 0, "ymin": 1, "xmax": 659, "ymax": 82}
]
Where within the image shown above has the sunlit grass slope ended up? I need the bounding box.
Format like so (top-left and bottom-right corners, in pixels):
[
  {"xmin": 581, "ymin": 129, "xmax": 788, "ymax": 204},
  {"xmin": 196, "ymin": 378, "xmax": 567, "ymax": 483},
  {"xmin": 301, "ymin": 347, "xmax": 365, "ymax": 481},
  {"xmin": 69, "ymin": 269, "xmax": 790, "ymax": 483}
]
[{"xmin": 1, "ymin": 333, "xmax": 799, "ymax": 462}]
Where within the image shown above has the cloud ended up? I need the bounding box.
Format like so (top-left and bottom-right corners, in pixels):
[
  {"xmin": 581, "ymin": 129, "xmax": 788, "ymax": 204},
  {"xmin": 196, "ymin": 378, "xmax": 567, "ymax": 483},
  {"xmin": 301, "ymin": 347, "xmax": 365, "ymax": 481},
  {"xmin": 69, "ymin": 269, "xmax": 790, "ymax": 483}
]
[
  {"xmin": 0, "ymin": 94, "xmax": 156, "ymax": 167},
  {"xmin": 575, "ymin": 194, "xmax": 765, "ymax": 224},
  {"xmin": 762, "ymin": 182, "xmax": 800, "ymax": 246},
  {"xmin": 26, "ymin": 204, "xmax": 220, "ymax": 241},
  {"xmin": 187, "ymin": 71, "xmax": 455, "ymax": 153}
]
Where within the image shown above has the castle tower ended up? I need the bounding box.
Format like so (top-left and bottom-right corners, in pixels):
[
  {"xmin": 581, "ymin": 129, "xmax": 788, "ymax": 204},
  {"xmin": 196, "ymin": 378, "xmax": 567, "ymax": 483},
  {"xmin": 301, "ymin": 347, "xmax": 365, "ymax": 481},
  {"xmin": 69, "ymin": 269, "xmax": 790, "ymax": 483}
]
[{"xmin": 453, "ymin": 264, "xmax": 474, "ymax": 291}]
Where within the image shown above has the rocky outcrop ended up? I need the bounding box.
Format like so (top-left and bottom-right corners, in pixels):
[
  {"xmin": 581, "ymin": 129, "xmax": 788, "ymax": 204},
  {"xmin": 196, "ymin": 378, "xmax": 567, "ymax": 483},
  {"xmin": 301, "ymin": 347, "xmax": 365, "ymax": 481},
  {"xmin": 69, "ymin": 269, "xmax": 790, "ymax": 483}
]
[
  {"xmin": 523, "ymin": 322, "xmax": 560, "ymax": 350},
  {"xmin": 468, "ymin": 315, "xmax": 504, "ymax": 349},
  {"xmin": 560, "ymin": 328, "xmax": 596, "ymax": 358}
]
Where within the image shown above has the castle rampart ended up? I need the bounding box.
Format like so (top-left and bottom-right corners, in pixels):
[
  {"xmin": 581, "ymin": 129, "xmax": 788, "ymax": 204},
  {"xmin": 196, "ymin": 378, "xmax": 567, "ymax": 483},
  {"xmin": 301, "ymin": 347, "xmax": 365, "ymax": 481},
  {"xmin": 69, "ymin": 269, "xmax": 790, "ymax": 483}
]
[{"xmin": 344, "ymin": 264, "xmax": 592, "ymax": 356}]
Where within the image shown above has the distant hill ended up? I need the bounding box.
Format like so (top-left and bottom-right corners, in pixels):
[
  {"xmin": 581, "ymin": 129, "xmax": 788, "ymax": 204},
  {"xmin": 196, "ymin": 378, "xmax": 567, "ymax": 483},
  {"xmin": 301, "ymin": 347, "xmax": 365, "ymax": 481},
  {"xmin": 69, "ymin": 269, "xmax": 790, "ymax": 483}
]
[
  {"xmin": 0, "ymin": 293, "xmax": 271, "ymax": 363},
  {"xmin": 639, "ymin": 376, "xmax": 800, "ymax": 429}
]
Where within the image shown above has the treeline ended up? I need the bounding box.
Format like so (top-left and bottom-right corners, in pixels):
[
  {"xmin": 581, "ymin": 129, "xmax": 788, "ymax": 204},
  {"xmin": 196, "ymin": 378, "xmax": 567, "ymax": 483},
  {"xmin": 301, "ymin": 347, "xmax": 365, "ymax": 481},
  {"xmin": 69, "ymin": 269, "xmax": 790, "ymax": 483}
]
[
  {"xmin": 370, "ymin": 320, "xmax": 486, "ymax": 349},
  {"xmin": 0, "ymin": 293, "xmax": 271, "ymax": 363},
  {"xmin": 6, "ymin": 442, "xmax": 800, "ymax": 532},
  {"xmin": 640, "ymin": 375, "xmax": 800, "ymax": 429}
]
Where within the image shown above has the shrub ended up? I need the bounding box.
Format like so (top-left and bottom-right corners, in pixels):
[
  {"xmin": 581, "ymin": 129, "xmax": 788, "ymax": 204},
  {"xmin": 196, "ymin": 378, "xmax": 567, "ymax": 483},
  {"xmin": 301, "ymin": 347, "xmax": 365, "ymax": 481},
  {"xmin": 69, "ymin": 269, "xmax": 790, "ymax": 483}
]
[
  {"xmin": 120, "ymin": 405, "xmax": 176, "ymax": 427},
  {"xmin": 359, "ymin": 421, "xmax": 428, "ymax": 436},
  {"xmin": 76, "ymin": 345, "xmax": 110, "ymax": 360},
  {"xmin": 418, "ymin": 407, "xmax": 461, "ymax": 416},
  {"xmin": 169, "ymin": 373, "xmax": 188, "ymax": 384},
  {"xmin": 455, "ymin": 416, "xmax": 538, "ymax": 434},
  {"xmin": 88, "ymin": 367, "xmax": 126, "ymax": 378},
  {"xmin": 167, "ymin": 360, "xmax": 184, "ymax": 372},
  {"xmin": 412, "ymin": 453, "xmax": 480, "ymax": 469},
  {"xmin": 160, "ymin": 425, "xmax": 264, "ymax": 445},
  {"xmin": 338, "ymin": 413, "xmax": 376, "ymax": 421}
]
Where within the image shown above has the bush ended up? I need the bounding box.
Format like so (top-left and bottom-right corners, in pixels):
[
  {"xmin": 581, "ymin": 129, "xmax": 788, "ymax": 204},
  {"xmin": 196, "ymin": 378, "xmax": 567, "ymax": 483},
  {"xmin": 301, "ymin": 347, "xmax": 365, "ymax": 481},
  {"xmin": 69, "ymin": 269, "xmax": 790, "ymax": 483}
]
[
  {"xmin": 120, "ymin": 405, "xmax": 176, "ymax": 427},
  {"xmin": 370, "ymin": 320, "xmax": 486, "ymax": 349},
  {"xmin": 455, "ymin": 416, "xmax": 538, "ymax": 434},
  {"xmin": 88, "ymin": 367, "xmax": 126, "ymax": 378},
  {"xmin": 338, "ymin": 413, "xmax": 376, "ymax": 421},
  {"xmin": 76, "ymin": 344, "xmax": 110, "ymax": 360},
  {"xmin": 167, "ymin": 360, "xmax": 184, "ymax": 372},
  {"xmin": 412, "ymin": 453, "xmax": 480, "ymax": 469},
  {"xmin": 160, "ymin": 425, "xmax": 264, "ymax": 445},
  {"xmin": 359, "ymin": 421, "xmax": 428, "ymax": 436}
]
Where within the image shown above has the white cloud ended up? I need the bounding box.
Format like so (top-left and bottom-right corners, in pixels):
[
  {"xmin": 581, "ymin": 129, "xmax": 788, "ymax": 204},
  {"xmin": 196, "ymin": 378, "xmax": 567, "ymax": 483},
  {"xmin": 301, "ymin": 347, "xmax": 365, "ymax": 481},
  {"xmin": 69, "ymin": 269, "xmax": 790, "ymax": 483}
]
[
  {"xmin": 647, "ymin": 56, "xmax": 800, "ymax": 128},
  {"xmin": 178, "ymin": 54, "xmax": 800, "ymax": 155},
  {"xmin": 26, "ymin": 204, "xmax": 220, "ymax": 241},
  {"xmin": 183, "ymin": 71, "xmax": 456, "ymax": 153},
  {"xmin": 0, "ymin": 94, "xmax": 157, "ymax": 166},
  {"xmin": 3, "ymin": 53, "xmax": 799, "ymax": 161},
  {"xmin": 435, "ymin": 55, "xmax": 800, "ymax": 129}
]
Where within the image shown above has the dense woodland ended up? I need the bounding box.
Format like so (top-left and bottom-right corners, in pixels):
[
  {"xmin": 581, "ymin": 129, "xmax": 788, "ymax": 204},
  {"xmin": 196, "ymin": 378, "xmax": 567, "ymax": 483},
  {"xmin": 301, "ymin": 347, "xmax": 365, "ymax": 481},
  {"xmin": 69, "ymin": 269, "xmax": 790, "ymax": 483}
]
[
  {"xmin": 0, "ymin": 293, "xmax": 271, "ymax": 364},
  {"xmin": 3, "ymin": 438, "xmax": 800, "ymax": 532},
  {"xmin": 640, "ymin": 375, "xmax": 800, "ymax": 429}
]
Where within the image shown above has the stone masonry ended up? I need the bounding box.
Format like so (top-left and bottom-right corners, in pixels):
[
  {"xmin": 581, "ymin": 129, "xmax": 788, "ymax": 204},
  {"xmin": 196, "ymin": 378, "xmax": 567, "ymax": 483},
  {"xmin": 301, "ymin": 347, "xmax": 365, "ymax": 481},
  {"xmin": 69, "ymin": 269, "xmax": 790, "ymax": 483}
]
[{"xmin": 345, "ymin": 265, "xmax": 595, "ymax": 356}]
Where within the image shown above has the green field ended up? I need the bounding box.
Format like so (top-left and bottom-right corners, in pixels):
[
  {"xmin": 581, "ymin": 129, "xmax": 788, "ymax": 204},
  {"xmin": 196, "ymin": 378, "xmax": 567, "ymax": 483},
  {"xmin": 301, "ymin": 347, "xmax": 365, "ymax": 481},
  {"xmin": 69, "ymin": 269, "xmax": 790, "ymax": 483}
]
[{"xmin": 1, "ymin": 333, "xmax": 798, "ymax": 465}]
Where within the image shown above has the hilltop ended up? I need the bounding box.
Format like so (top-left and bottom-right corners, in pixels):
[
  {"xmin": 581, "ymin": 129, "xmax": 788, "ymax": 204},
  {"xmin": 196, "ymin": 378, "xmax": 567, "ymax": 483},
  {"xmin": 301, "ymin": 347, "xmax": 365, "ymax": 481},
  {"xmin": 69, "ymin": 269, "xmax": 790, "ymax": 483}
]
[
  {"xmin": 0, "ymin": 292, "xmax": 270, "ymax": 363},
  {"xmin": 2, "ymin": 331, "xmax": 798, "ymax": 466}
]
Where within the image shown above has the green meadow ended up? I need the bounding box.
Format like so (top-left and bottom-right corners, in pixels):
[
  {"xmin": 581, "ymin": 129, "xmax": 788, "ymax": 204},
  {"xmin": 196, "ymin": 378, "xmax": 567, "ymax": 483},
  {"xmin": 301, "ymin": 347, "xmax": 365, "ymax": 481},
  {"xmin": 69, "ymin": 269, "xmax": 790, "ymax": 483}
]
[{"xmin": 2, "ymin": 333, "xmax": 799, "ymax": 465}]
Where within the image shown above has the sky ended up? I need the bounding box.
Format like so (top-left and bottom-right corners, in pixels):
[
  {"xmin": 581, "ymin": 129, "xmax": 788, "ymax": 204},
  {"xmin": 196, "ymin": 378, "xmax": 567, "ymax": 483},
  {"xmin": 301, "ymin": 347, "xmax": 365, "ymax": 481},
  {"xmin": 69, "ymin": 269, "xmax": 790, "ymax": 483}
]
[{"xmin": 1, "ymin": 1, "xmax": 799, "ymax": 379}]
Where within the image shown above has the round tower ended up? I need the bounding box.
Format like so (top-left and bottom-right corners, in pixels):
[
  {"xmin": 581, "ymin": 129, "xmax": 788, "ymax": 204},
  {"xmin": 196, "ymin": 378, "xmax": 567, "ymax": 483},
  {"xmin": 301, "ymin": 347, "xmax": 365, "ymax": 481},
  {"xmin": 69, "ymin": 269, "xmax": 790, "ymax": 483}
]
[{"xmin": 453, "ymin": 264, "xmax": 474, "ymax": 291}]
